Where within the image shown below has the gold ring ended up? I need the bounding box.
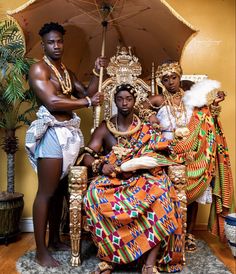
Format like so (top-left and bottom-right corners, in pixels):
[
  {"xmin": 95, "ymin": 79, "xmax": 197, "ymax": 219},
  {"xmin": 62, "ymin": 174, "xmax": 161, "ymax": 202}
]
[{"xmin": 110, "ymin": 172, "xmax": 116, "ymax": 178}]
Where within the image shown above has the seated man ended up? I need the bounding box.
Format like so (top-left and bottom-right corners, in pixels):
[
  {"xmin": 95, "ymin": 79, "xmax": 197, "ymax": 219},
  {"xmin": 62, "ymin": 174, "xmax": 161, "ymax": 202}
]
[{"xmin": 82, "ymin": 83, "xmax": 184, "ymax": 274}]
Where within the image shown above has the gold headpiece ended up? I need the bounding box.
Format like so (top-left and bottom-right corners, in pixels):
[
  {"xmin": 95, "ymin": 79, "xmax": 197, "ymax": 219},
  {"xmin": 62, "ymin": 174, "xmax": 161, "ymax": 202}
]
[{"xmin": 156, "ymin": 61, "xmax": 182, "ymax": 80}]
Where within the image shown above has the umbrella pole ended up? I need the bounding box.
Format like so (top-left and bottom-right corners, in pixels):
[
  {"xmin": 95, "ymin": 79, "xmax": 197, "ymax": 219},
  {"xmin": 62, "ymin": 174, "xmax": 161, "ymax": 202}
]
[{"xmin": 92, "ymin": 21, "xmax": 108, "ymax": 133}]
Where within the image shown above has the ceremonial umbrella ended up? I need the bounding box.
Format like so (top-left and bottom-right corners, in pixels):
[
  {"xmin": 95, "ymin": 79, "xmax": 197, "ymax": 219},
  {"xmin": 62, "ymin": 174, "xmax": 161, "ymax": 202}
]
[{"xmin": 7, "ymin": 0, "xmax": 196, "ymax": 128}]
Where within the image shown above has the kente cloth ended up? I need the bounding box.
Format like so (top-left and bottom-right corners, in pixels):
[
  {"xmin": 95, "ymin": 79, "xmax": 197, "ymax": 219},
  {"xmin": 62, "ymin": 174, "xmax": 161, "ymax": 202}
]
[
  {"xmin": 170, "ymin": 107, "xmax": 234, "ymax": 240},
  {"xmin": 25, "ymin": 105, "xmax": 84, "ymax": 179},
  {"xmin": 84, "ymin": 121, "xmax": 184, "ymax": 272}
]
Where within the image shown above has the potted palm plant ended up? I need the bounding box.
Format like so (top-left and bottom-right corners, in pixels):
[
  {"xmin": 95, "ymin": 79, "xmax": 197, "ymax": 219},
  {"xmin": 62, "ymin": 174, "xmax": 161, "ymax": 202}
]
[{"xmin": 0, "ymin": 19, "xmax": 36, "ymax": 243}]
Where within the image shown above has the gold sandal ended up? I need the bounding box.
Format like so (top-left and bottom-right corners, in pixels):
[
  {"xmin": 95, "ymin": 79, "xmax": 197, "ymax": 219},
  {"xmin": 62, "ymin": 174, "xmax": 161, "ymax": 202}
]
[
  {"xmin": 185, "ymin": 233, "xmax": 197, "ymax": 252},
  {"xmin": 142, "ymin": 264, "xmax": 159, "ymax": 274},
  {"xmin": 90, "ymin": 261, "xmax": 113, "ymax": 274}
]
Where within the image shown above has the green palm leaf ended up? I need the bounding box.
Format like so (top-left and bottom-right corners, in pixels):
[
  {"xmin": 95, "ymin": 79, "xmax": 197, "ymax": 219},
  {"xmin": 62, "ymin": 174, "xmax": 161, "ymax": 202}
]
[{"xmin": 0, "ymin": 19, "xmax": 37, "ymax": 193}]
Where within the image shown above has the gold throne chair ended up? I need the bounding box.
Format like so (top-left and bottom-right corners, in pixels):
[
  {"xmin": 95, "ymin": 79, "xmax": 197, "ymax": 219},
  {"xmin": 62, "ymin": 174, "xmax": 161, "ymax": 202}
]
[{"xmin": 68, "ymin": 47, "xmax": 189, "ymax": 267}]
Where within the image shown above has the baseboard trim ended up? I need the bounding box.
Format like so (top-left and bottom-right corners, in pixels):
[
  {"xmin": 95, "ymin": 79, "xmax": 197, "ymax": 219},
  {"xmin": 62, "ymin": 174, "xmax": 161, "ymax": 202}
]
[
  {"xmin": 194, "ymin": 223, "xmax": 208, "ymax": 231},
  {"xmin": 20, "ymin": 217, "xmax": 34, "ymax": 232}
]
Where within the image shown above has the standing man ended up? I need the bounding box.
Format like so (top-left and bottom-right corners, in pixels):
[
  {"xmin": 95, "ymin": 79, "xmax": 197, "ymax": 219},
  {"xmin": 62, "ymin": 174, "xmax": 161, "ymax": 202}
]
[{"xmin": 25, "ymin": 22, "xmax": 106, "ymax": 267}]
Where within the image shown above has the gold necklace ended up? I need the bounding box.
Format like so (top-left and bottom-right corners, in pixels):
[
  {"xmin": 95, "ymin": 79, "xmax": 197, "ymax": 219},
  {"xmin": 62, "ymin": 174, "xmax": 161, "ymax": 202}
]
[
  {"xmin": 163, "ymin": 88, "xmax": 190, "ymax": 139},
  {"xmin": 106, "ymin": 114, "xmax": 141, "ymax": 137},
  {"xmin": 43, "ymin": 55, "xmax": 72, "ymax": 95}
]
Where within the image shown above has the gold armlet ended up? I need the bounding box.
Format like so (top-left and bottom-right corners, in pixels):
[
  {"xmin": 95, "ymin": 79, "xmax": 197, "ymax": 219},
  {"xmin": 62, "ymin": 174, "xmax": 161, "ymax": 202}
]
[
  {"xmin": 139, "ymin": 108, "xmax": 156, "ymax": 121},
  {"xmin": 210, "ymin": 104, "xmax": 221, "ymax": 117},
  {"xmin": 145, "ymin": 98, "xmax": 165, "ymax": 110},
  {"xmin": 92, "ymin": 68, "xmax": 100, "ymax": 77},
  {"xmin": 84, "ymin": 146, "xmax": 100, "ymax": 158}
]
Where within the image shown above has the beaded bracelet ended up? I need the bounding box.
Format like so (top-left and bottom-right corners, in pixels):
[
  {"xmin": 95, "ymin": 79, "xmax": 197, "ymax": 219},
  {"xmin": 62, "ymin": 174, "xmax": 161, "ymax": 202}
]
[
  {"xmin": 91, "ymin": 159, "xmax": 104, "ymax": 174},
  {"xmin": 92, "ymin": 68, "xmax": 100, "ymax": 77},
  {"xmin": 85, "ymin": 96, "xmax": 92, "ymax": 108}
]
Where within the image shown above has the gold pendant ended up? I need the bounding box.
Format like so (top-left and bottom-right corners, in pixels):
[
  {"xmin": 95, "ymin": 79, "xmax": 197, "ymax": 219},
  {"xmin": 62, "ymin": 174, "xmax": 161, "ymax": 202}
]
[
  {"xmin": 112, "ymin": 145, "xmax": 132, "ymax": 160},
  {"xmin": 175, "ymin": 127, "xmax": 190, "ymax": 139}
]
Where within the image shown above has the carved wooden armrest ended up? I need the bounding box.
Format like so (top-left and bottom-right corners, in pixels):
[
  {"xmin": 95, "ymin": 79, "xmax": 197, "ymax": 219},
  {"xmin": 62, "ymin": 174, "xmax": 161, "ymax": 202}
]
[
  {"xmin": 168, "ymin": 164, "xmax": 187, "ymax": 265},
  {"xmin": 68, "ymin": 166, "xmax": 88, "ymax": 266}
]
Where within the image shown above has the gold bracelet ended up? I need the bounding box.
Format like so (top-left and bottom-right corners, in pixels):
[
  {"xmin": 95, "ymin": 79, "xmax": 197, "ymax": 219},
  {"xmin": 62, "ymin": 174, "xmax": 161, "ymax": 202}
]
[
  {"xmin": 91, "ymin": 159, "xmax": 104, "ymax": 174},
  {"xmin": 210, "ymin": 104, "xmax": 221, "ymax": 117},
  {"xmin": 84, "ymin": 146, "xmax": 99, "ymax": 158},
  {"xmin": 92, "ymin": 68, "xmax": 100, "ymax": 77}
]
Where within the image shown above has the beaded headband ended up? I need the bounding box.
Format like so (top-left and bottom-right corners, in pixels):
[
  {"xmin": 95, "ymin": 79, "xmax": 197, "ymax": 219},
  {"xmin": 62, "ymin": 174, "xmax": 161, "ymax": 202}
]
[
  {"xmin": 114, "ymin": 83, "xmax": 137, "ymax": 96},
  {"xmin": 156, "ymin": 61, "xmax": 182, "ymax": 80}
]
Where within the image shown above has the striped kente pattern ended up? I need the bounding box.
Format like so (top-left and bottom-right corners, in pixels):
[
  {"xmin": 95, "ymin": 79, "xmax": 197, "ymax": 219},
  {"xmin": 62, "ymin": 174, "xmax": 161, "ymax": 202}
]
[
  {"xmin": 171, "ymin": 107, "xmax": 234, "ymax": 240},
  {"xmin": 84, "ymin": 122, "xmax": 184, "ymax": 272}
]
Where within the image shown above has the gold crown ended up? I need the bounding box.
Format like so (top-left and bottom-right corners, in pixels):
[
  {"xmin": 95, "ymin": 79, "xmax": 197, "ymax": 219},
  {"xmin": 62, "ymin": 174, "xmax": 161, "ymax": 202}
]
[
  {"xmin": 156, "ymin": 61, "xmax": 182, "ymax": 80},
  {"xmin": 106, "ymin": 46, "xmax": 142, "ymax": 85}
]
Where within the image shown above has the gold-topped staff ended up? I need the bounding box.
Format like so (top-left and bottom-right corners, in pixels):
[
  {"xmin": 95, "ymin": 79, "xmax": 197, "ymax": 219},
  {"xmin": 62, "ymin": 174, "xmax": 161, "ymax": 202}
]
[{"xmin": 151, "ymin": 62, "xmax": 156, "ymax": 95}]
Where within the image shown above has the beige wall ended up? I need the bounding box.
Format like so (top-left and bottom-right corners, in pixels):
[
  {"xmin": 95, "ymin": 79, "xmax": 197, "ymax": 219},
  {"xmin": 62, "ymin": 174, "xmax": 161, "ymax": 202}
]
[{"xmin": 0, "ymin": 0, "xmax": 235, "ymax": 226}]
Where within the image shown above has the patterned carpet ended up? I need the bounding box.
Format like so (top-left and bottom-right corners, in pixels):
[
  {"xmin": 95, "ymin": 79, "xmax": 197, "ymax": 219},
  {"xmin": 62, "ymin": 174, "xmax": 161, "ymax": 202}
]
[{"xmin": 16, "ymin": 239, "xmax": 232, "ymax": 274}]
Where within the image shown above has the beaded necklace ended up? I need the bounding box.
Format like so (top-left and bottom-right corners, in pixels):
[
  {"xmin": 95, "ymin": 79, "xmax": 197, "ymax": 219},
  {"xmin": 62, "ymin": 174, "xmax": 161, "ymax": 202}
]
[
  {"xmin": 43, "ymin": 55, "xmax": 72, "ymax": 95},
  {"xmin": 163, "ymin": 88, "xmax": 190, "ymax": 139}
]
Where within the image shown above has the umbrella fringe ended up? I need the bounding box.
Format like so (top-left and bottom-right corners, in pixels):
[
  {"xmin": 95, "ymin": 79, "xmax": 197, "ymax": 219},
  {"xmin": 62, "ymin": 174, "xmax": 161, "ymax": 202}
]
[
  {"xmin": 160, "ymin": 0, "xmax": 197, "ymax": 32},
  {"xmin": 7, "ymin": 0, "xmax": 36, "ymax": 15}
]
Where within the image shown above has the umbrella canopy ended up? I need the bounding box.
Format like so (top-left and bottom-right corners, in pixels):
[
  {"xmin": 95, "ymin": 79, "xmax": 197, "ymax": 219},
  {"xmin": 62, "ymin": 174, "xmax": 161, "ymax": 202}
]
[{"xmin": 7, "ymin": 0, "xmax": 197, "ymax": 81}]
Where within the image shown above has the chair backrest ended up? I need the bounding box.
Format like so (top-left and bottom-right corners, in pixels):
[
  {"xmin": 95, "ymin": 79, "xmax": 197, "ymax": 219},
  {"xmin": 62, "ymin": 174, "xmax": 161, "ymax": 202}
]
[
  {"xmin": 101, "ymin": 49, "xmax": 208, "ymax": 119},
  {"xmin": 181, "ymin": 74, "xmax": 208, "ymax": 82},
  {"xmin": 102, "ymin": 46, "xmax": 151, "ymax": 121},
  {"xmin": 180, "ymin": 74, "xmax": 208, "ymax": 91}
]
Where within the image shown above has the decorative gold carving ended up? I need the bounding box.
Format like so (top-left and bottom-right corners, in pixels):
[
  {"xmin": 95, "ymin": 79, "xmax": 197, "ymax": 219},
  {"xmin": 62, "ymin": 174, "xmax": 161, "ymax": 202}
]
[
  {"xmin": 102, "ymin": 46, "xmax": 151, "ymax": 121},
  {"xmin": 68, "ymin": 166, "xmax": 88, "ymax": 266},
  {"xmin": 107, "ymin": 46, "xmax": 142, "ymax": 83},
  {"xmin": 168, "ymin": 164, "xmax": 187, "ymax": 265}
]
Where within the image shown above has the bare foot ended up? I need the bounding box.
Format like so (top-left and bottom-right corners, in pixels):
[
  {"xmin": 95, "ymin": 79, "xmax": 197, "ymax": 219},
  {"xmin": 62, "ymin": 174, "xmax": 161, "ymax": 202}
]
[
  {"xmin": 48, "ymin": 241, "xmax": 70, "ymax": 251},
  {"xmin": 35, "ymin": 251, "xmax": 60, "ymax": 267}
]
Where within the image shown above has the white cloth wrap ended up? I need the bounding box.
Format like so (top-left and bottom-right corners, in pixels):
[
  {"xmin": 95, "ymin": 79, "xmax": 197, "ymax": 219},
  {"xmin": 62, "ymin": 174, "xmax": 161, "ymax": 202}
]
[{"xmin": 25, "ymin": 105, "xmax": 84, "ymax": 179}]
